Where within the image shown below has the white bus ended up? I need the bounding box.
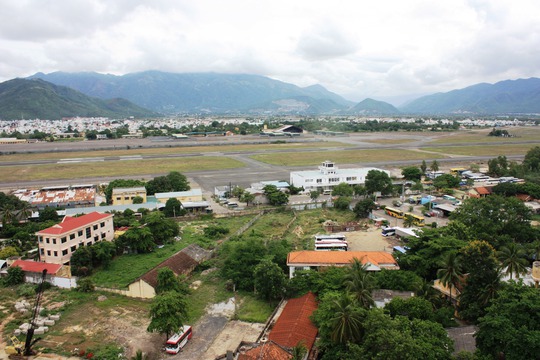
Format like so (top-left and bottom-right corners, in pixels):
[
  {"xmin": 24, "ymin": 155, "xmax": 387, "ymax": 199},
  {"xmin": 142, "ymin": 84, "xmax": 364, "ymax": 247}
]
[
  {"xmin": 314, "ymin": 234, "xmax": 346, "ymax": 242},
  {"xmin": 165, "ymin": 325, "xmax": 193, "ymax": 354},
  {"xmin": 315, "ymin": 241, "xmax": 348, "ymax": 251}
]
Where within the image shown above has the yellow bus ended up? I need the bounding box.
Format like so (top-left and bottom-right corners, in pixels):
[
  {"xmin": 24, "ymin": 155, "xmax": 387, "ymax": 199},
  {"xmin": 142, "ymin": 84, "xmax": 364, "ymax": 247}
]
[
  {"xmin": 405, "ymin": 213, "xmax": 425, "ymax": 227},
  {"xmin": 450, "ymin": 168, "xmax": 467, "ymax": 176},
  {"xmin": 385, "ymin": 206, "xmax": 404, "ymax": 219}
]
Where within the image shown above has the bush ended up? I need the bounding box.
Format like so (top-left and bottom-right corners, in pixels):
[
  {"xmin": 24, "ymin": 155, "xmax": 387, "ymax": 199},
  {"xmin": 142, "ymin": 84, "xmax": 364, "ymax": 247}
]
[
  {"xmin": 16, "ymin": 283, "xmax": 36, "ymax": 297},
  {"xmin": 77, "ymin": 278, "xmax": 95, "ymax": 293}
]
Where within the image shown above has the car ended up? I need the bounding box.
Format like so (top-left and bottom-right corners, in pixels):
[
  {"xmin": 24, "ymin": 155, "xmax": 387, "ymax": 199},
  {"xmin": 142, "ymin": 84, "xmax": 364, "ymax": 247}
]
[
  {"xmin": 424, "ymin": 212, "xmax": 432, "ymax": 217},
  {"xmin": 392, "ymin": 200, "xmax": 403, "ymax": 207}
]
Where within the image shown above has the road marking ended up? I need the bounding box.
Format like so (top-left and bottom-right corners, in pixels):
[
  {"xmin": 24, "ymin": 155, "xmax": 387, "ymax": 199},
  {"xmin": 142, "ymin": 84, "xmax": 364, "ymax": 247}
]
[{"xmin": 58, "ymin": 158, "xmax": 104, "ymax": 164}]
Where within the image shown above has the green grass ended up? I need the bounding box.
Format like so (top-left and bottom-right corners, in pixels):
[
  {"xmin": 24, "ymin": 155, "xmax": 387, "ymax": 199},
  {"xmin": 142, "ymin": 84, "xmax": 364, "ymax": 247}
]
[
  {"xmin": 423, "ymin": 144, "xmax": 537, "ymax": 157},
  {"xmin": 235, "ymin": 292, "xmax": 276, "ymax": 323},
  {"xmin": 429, "ymin": 127, "xmax": 540, "ymax": 144},
  {"xmin": 250, "ymin": 149, "xmax": 448, "ymax": 166},
  {"xmin": 0, "ymin": 141, "xmax": 351, "ymax": 162},
  {"xmin": 0, "ymin": 156, "xmax": 245, "ymax": 182},
  {"xmin": 91, "ymin": 215, "xmax": 256, "ymax": 288}
]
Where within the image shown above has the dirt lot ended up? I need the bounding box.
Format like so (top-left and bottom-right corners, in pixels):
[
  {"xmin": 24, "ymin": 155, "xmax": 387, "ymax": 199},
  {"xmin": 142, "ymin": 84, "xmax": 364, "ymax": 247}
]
[{"xmin": 346, "ymin": 226, "xmax": 401, "ymax": 252}]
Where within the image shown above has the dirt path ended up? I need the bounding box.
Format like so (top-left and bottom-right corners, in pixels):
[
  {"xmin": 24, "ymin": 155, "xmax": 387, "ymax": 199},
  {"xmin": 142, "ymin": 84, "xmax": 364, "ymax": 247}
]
[{"xmin": 173, "ymin": 298, "xmax": 235, "ymax": 360}]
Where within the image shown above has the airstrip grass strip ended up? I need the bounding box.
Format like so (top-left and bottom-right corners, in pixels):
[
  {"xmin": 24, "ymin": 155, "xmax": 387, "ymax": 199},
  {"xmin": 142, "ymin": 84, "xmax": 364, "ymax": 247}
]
[
  {"xmin": 0, "ymin": 141, "xmax": 351, "ymax": 163},
  {"xmin": 249, "ymin": 149, "xmax": 449, "ymax": 166},
  {"xmin": 0, "ymin": 156, "xmax": 245, "ymax": 182},
  {"xmin": 423, "ymin": 144, "xmax": 535, "ymax": 156}
]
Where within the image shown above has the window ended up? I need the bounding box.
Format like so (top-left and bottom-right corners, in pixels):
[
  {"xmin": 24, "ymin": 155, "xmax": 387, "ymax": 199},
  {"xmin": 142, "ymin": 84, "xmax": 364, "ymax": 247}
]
[
  {"xmin": 93, "ymin": 224, "xmax": 98, "ymax": 230},
  {"xmin": 46, "ymin": 238, "xmax": 50, "ymax": 244},
  {"xmin": 329, "ymin": 177, "xmax": 339, "ymax": 183},
  {"xmin": 47, "ymin": 250, "xmax": 51, "ymax": 256},
  {"xmin": 78, "ymin": 230, "xmax": 83, "ymax": 237},
  {"xmin": 305, "ymin": 179, "xmax": 313, "ymax": 183},
  {"xmin": 86, "ymin": 227, "xmax": 91, "ymax": 238},
  {"xmin": 124, "ymin": 196, "xmax": 129, "ymax": 200},
  {"xmin": 61, "ymin": 237, "xmax": 67, "ymax": 243},
  {"xmin": 346, "ymin": 176, "xmax": 357, "ymax": 181},
  {"xmin": 62, "ymin": 249, "xmax": 68, "ymax": 256},
  {"xmin": 52, "ymin": 239, "xmax": 57, "ymax": 244},
  {"xmin": 71, "ymin": 246, "xmax": 77, "ymax": 252},
  {"xmin": 40, "ymin": 248, "xmax": 44, "ymax": 255},
  {"xmin": 39, "ymin": 236, "xmax": 43, "ymax": 243},
  {"xmin": 116, "ymin": 197, "xmax": 121, "ymax": 201},
  {"xmin": 54, "ymin": 251, "xmax": 58, "ymax": 257},
  {"xmin": 101, "ymin": 233, "xmax": 106, "ymax": 239},
  {"xmin": 100, "ymin": 222, "xmax": 105, "ymax": 228},
  {"xmin": 316, "ymin": 179, "xmax": 323, "ymax": 184},
  {"xmin": 94, "ymin": 235, "xmax": 99, "ymax": 242}
]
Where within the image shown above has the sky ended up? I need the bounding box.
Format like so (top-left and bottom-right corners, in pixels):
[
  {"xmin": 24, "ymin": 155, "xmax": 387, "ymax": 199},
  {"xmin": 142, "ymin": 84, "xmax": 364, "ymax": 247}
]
[{"xmin": 1, "ymin": 0, "xmax": 540, "ymax": 105}]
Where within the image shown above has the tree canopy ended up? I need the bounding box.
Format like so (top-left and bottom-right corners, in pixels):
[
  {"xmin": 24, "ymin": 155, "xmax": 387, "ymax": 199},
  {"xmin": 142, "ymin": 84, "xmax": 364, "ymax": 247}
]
[{"xmin": 364, "ymin": 170, "xmax": 393, "ymax": 195}]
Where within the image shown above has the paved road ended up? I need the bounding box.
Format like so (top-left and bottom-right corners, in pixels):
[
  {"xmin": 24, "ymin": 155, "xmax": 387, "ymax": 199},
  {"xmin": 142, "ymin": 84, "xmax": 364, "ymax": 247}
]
[{"xmin": 174, "ymin": 315, "xmax": 229, "ymax": 360}]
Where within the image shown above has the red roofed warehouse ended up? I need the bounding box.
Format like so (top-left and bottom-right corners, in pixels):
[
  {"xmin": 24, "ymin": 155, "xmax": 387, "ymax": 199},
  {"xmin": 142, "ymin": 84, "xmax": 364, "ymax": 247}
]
[
  {"xmin": 36, "ymin": 212, "xmax": 114, "ymax": 265},
  {"xmin": 268, "ymin": 292, "xmax": 318, "ymax": 355},
  {"xmin": 287, "ymin": 251, "xmax": 399, "ymax": 278}
]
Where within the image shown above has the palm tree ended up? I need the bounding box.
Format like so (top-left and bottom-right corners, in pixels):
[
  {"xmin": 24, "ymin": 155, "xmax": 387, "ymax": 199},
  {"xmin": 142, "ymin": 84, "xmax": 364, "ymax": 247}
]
[
  {"xmin": 130, "ymin": 350, "xmax": 148, "ymax": 360},
  {"xmin": 291, "ymin": 342, "xmax": 307, "ymax": 360},
  {"xmin": 497, "ymin": 243, "xmax": 528, "ymax": 280},
  {"xmin": 403, "ymin": 214, "xmax": 415, "ymax": 228},
  {"xmin": 329, "ymin": 294, "xmax": 364, "ymax": 344},
  {"xmin": 437, "ymin": 252, "xmax": 463, "ymax": 305},
  {"xmin": 343, "ymin": 258, "xmax": 375, "ymax": 309},
  {"xmin": 14, "ymin": 201, "xmax": 32, "ymax": 223},
  {"xmin": 0, "ymin": 204, "xmax": 15, "ymax": 226}
]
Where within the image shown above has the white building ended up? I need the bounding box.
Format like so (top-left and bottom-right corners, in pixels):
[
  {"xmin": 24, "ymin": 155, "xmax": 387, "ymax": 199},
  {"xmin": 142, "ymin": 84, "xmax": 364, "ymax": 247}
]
[{"xmin": 289, "ymin": 160, "xmax": 390, "ymax": 192}]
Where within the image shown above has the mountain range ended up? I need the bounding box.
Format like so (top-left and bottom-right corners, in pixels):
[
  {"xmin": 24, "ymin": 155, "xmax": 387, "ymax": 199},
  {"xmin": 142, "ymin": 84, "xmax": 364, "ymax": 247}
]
[
  {"xmin": 0, "ymin": 78, "xmax": 158, "ymax": 120},
  {"xmin": 0, "ymin": 71, "xmax": 539, "ymax": 119}
]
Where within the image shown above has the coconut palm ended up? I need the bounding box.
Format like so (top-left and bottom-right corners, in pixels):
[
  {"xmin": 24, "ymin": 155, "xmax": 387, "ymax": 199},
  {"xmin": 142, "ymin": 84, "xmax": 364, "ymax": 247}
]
[
  {"xmin": 403, "ymin": 214, "xmax": 415, "ymax": 228},
  {"xmin": 437, "ymin": 252, "xmax": 463, "ymax": 305},
  {"xmin": 497, "ymin": 243, "xmax": 528, "ymax": 280},
  {"xmin": 343, "ymin": 258, "xmax": 375, "ymax": 309},
  {"xmin": 329, "ymin": 294, "xmax": 364, "ymax": 344},
  {"xmin": 0, "ymin": 203, "xmax": 15, "ymax": 226},
  {"xmin": 14, "ymin": 201, "xmax": 32, "ymax": 223}
]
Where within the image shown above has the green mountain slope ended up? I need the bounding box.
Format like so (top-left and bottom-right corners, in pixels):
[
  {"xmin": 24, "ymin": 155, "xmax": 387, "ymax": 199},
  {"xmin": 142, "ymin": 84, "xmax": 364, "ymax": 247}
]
[
  {"xmin": 30, "ymin": 71, "xmax": 355, "ymax": 114},
  {"xmin": 401, "ymin": 78, "xmax": 540, "ymax": 114},
  {"xmin": 0, "ymin": 78, "xmax": 159, "ymax": 120},
  {"xmin": 348, "ymin": 98, "xmax": 400, "ymax": 115}
]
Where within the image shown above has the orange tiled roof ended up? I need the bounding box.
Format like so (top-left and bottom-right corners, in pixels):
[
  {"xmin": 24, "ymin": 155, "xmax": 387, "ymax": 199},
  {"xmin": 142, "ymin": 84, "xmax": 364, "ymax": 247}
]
[
  {"xmin": 268, "ymin": 292, "xmax": 318, "ymax": 351},
  {"xmin": 11, "ymin": 260, "xmax": 62, "ymax": 275},
  {"xmin": 287, "ymin": 251, "xmax": 397, "ymax": 267},
  {"xmin": 475, "ymin": 187, "xmax": 491, "ymax": 195},
  {"xmin": 238, "ymin": 341, "xmax": 292, "ymax": 360},
  {"xmin": 36, "ymin": 212, "xmax": 112, "ymax": 235}
]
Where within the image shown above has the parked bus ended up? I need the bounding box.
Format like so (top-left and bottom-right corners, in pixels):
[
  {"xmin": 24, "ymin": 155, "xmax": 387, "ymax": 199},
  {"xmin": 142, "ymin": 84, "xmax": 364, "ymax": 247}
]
[
  {"xmin": 450, "ymin": 168, "xmax": 467, "ymax": 176},
  {"xmin": 315, "ymin": 241, "xmax": 348, "ymax": 251},
  {"xmin": 404, "ymin": 213, "xmax": 425, "ymax": 227},
  {"xmin": 381, "ymin": 227, "xmax": 396, "ymax": 237},
  {"xmin": 314, "ymin": 234, "xmax": 346, "ymax": 242},
  {"xmin": 385, "ymin": 206, "xmax": 404, "ymax": 219},
  {"xmin": 165, "ymin": 325, "xmax": 193, "ymax": 354}
]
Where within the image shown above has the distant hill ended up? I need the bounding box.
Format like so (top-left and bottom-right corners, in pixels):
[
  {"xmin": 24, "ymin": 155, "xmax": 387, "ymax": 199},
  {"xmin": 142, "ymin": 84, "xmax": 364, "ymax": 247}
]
[
  {"xmin": 348, "ymin": 98, "xmax": 400, "ymax": 115},
  {"xmin": 29, "ymin": 71, "xmax": 355, "ymax": 114},
  {"xmin": 400, "ymin": 78, "xmax": 540, "ymax": 114},
  {"xmin": 0, "ymin": 78, "xmax": 159, "ymax": 120}
]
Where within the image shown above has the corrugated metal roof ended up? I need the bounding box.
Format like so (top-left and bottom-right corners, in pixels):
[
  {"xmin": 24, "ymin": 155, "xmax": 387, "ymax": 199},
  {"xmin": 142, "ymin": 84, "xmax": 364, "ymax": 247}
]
[{"xmin": 268, "ymin": 292, "xmax": 318, "ymax": 350}]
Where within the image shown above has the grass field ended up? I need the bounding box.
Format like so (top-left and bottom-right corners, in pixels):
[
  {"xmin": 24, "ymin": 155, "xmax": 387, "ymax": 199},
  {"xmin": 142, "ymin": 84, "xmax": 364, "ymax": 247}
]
[
  {"xmin": 0, "ymin": 156, "xmax": 245, "ymax": 182},
  {"xmin": 249, "ymin": 148, "xmax": 449, "ymax": 166},
  {"xmin": 0, "ymin": 141, "xmax": 351, "ymax": 163},
  {"xmin": 423, "ymin": 144, "xmax": 538, "ymax": 157},
  {"xmin": 90, "ymin": 215, "xmax": 255, "ymax": 288},
  {"xmin": 429, "ymin": 127, "xmax": 540, "ymax": 144}
]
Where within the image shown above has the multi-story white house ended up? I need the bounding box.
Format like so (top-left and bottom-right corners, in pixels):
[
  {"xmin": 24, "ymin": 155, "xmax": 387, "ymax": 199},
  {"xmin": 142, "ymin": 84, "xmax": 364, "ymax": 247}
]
[
  {"xmin": 36, "ymin": 212, "xmax": 114, "ymax": 265},
  {"xmin": 290, "ymin": 160, "xmax": 390, "ymax": 192}
]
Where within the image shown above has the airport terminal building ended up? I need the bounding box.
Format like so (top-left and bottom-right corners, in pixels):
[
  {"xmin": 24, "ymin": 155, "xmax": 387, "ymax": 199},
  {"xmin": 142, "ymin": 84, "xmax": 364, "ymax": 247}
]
[{"xmin": 290, "ymin": 160, "xmax": 389, "ymax": 192}]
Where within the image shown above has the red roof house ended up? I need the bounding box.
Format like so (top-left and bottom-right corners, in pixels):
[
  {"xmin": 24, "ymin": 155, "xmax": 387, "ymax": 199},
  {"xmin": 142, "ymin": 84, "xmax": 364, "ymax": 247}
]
[
  {"xmin": 10, "ymin": 259, "xmax": 62, "ymax": 275},
  {"xmin": 268, "ymin": 292, "xmax": 318, "ymax": 352}
]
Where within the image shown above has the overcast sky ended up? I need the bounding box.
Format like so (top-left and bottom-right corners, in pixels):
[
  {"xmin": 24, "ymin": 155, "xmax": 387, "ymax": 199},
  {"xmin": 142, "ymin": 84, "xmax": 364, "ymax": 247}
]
[{"xmin": 1, "ymin": 0, "xmax": 539, "ymax": 104}]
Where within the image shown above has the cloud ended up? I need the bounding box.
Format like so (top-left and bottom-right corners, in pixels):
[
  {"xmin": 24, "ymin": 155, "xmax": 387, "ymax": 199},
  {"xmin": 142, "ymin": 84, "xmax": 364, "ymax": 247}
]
[{"xmin": 1, "ymin": 0, "xmax": 540, "ymax": 101}]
